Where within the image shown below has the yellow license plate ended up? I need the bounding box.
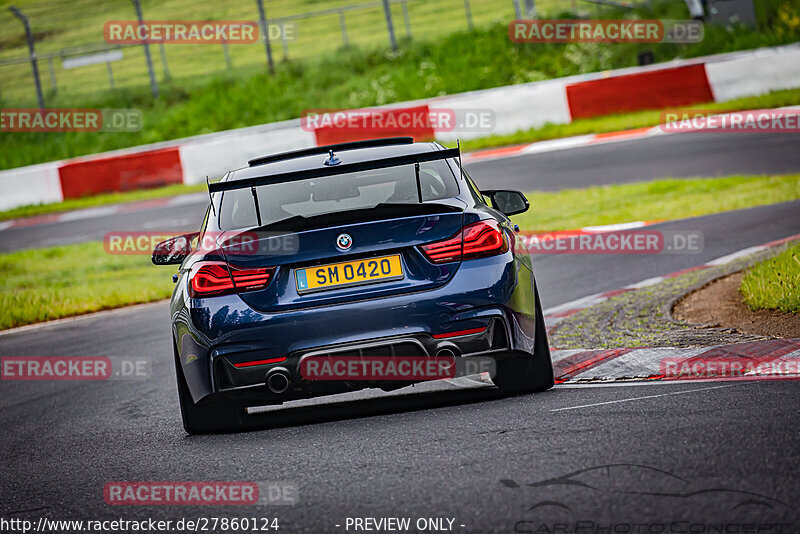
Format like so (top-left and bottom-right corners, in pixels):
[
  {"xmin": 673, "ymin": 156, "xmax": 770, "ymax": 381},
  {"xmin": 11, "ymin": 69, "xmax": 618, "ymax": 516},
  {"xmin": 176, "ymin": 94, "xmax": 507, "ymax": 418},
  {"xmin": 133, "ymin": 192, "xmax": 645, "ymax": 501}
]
[{"xmin": 295, "ymin": 255, "xmax": 404, "ymax": 293}]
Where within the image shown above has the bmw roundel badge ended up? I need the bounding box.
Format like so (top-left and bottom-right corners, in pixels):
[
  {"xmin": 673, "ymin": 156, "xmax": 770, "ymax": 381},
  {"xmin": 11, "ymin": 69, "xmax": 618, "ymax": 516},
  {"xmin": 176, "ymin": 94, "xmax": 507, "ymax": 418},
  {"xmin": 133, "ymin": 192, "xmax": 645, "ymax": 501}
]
[{"xmin": 336, "ymin": 233, "xmax": 353, "ymax": 251}]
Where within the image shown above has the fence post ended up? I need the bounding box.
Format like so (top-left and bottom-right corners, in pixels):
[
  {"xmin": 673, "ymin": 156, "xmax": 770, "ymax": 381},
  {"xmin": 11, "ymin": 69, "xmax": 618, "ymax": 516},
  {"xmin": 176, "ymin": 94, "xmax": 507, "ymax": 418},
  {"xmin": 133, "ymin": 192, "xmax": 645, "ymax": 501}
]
[
  {"xmin": 338, "ymin": 10, "xmax": 349, "ymax": 46},
  {"xmin": 106, "ymin": 60, "xmax": 115, "ymax": 89},
  {"xmin": 381, "ymin": 0, "xmax": 398, "ymax": 51},
  {"xmin": 222, "ymin": 39, "xmax": 232, "ymax": 68},
  {"xmin": 8, "ymin": 6, "xmax": 45, "ymax": 109},
  {"xmin": 255, "ymin": 0, "xmax": 275, "ymax": 74},
  {"xmin": 401, "ymin": 0, "xmax": 412, "ymax": 39},
  {"xmin": 463, "ymin": 0, "xmax": 473, "ymax": 30},
  {"xmin": 524, "ymin": 0, "xmax": 536, "ymax": 18},
  {"xmin": 130, "ymin": 0, "xmax": 159, "ymax": 98},
  {"xmin": 159, "ymin": 42, "xmax": 171, "ymax": 80},
  {"xmin": 47, "ymin": 57, "xmax": 57, "ymax": 94},
  {"xmin": 280, "ymin": 23, "xmax": 289, "ymax": 61}
]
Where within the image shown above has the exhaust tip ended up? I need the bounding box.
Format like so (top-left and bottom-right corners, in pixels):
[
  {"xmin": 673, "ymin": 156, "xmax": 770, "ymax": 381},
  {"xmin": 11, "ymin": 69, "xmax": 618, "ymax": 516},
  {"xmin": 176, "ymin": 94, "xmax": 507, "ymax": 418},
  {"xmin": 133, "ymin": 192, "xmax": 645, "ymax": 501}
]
[
  {"xmin": 266, "ymin": 369, "xmax": 290, "ymax": 394},
  {"xmin": 435, "ymin": 346, "xmax": 459, "ymax": 360}
]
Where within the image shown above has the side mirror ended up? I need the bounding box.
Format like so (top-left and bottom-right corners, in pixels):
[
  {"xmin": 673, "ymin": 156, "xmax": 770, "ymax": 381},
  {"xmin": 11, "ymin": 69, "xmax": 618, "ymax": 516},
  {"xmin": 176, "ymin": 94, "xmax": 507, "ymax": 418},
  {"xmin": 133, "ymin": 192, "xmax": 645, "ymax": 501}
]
[
  {"xmin": 484, "ymin": 190, "xmax": 530, "ymax": 216},
  {"xmin": 152, "ymin": 232, "xmax": 199, "ymax": 266}
]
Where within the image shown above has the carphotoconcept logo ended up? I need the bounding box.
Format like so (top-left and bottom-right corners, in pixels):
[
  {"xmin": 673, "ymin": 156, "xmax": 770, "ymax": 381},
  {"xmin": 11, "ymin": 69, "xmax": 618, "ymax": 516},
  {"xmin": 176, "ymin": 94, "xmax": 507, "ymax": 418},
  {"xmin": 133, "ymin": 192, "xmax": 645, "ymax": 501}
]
[
  {"xmin": 1, "ymin": 109, "xmax": 142, "ymax": 132},
  {"xmin": 504, "ymin": 463, "xmax": 795, "ymax": 529},
  {"xmin": 509, "ymin": 19, "xmax": 703, "ymax": 43}
]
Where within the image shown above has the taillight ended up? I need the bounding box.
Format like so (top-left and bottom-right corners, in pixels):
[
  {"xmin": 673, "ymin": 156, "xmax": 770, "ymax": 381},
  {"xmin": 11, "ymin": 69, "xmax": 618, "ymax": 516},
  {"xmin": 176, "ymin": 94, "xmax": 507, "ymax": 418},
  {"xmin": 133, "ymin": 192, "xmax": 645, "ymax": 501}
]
[
  {"xmin": 420, "ymin": 231, "xmax": 463, "ymax": 263},
  {"xmin": 421, "ymin": 220, "xmax": 509, "ymax": 264},
  {"xmin": 188, "ymin": 262, "xmax": 275, "ymax": 298}
]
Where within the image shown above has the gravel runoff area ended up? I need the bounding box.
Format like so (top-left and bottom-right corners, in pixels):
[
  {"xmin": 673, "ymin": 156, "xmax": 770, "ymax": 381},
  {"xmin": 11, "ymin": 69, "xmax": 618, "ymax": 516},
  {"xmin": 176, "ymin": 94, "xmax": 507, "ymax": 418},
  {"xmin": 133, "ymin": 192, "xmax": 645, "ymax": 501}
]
[{"xmin": 549, "ymin": 243, "xmax": 799, "ymax": 350}]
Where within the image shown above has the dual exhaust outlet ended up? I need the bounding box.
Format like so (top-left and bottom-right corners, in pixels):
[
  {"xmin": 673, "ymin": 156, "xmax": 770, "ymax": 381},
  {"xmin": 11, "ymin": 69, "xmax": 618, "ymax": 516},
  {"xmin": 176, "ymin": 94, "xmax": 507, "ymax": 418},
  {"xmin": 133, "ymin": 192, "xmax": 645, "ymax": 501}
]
[
  {"xmin": 266, "ymin": 368, "xmax": 290, "ymax": 394},
  {"xmin": 264, "ymin": 345, "xmax": 460, "ymax": 395}
]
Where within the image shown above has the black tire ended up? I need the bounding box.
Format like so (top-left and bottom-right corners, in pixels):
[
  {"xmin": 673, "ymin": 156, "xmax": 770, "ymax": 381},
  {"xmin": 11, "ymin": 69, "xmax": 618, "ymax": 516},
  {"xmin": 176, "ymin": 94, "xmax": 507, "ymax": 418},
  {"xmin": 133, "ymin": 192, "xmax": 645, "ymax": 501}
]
[
  {"xmin": 493, "ymin": 285, "xmax": 555, "ymax": 395},
  {"xmin": 174, "ymin": 347, "xmax": 246, "ymax": 435}
]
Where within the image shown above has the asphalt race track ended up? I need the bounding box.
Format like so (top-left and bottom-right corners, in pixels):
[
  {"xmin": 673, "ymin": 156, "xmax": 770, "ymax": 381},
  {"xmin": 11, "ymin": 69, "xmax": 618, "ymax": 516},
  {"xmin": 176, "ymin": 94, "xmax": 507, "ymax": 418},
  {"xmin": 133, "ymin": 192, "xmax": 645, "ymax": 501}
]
[
  {"xmin": 1, "ymin": 133, "xmax": 799, "ymax": 531},
  {"xmin": 467, "ymin": 131, "xmax": 800, "ymax": 191},
  {"xmin": 2, "ymin": 131, "xmax": 800, "ymax": 253}
]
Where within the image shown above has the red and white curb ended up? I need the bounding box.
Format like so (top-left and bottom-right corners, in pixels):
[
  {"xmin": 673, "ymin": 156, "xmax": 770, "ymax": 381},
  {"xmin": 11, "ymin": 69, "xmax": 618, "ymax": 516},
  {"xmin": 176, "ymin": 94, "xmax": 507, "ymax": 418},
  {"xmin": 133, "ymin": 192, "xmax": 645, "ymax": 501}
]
[
  {"xmin": 551, "ymin": 338, "xmax": 800, "ymax": 384},
  {"xmin": 0, "ymin": 192, "xmax": 207, "ymax": 232},
  {"xmin": 464, "ymin": 106, "xmax": 800, "ymax": 164},
  {"xmin": 544, "ymin": 233, "xmax": 800, "ymax": 384},
  {"xmin": 542, "ymin": 233, "xmax": 800, "ymax": 331},
  {"xmin": 463, "ymin": 128, "xmax": 665, "ymax": 164}
]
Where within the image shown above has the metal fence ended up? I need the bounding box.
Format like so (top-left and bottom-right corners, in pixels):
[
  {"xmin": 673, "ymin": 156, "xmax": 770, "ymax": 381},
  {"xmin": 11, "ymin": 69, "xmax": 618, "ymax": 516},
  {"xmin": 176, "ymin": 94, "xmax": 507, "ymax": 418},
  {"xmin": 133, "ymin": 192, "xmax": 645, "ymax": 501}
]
[{"xmin": 0, "ymin": 0, "xmax": 582, "ymax": 105}]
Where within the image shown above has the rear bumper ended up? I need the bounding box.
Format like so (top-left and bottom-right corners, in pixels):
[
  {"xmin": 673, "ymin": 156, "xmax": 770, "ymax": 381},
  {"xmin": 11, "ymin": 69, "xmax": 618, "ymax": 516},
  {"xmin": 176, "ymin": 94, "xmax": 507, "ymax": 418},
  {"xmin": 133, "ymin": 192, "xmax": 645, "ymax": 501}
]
[
  {"xmin": 173, "ymin": 254, "xmax": 537, "ymax": 403},
  {"xmin": 211, "ymin": 325, "xmax": 513, "ymax": 405}
]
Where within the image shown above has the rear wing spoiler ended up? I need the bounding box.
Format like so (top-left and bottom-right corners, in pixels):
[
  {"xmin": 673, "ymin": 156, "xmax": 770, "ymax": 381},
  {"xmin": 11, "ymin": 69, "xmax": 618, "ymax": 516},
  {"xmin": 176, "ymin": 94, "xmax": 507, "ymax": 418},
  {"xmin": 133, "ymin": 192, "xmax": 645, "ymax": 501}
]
[{"xmin": 208, "ymin": 147, "xmax": 461, "ymax": 193}]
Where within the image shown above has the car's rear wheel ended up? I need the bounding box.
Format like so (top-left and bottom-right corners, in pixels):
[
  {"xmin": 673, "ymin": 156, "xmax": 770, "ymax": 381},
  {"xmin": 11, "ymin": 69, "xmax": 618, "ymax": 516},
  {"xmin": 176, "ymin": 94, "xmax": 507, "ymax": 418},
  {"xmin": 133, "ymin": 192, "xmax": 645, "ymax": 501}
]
[
  {"xmin": 174, "ymin": 347, "xmax": 246, "ymax": 435},
  {"xmin": 493, "ymin": 286, "xmax": 554, "ymax": 395}
]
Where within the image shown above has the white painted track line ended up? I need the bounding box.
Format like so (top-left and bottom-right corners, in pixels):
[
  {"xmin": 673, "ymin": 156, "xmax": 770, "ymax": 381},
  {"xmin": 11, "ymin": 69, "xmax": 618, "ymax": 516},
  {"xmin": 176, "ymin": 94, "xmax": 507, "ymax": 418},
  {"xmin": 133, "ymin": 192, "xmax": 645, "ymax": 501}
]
[{"xmin": 550, "ymin": 383, "xmax": 743, "ymax": 412}]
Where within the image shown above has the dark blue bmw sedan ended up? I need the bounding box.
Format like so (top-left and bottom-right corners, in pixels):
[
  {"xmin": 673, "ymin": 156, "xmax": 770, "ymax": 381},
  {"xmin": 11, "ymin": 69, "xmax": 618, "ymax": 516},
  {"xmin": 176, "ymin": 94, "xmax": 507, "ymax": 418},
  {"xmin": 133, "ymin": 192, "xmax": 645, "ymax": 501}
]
[{"xmin": 153, "ymin": 137, "xmax": 553, "ymax": 434}]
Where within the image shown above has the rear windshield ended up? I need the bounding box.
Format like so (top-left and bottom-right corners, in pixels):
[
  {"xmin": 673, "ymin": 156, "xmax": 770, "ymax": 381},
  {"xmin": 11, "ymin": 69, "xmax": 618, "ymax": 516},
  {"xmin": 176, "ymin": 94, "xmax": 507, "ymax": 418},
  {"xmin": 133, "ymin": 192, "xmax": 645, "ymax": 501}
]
[{"xmin": 219, "ymin": 159, "xmax": 458, "ymax": 230}]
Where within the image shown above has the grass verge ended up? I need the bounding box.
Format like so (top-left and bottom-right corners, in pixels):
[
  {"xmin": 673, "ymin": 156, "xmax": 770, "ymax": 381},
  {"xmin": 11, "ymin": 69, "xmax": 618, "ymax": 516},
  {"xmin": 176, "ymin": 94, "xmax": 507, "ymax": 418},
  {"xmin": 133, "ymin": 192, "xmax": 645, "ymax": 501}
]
[
  {"xmin": 1, "ymin": 173, "xmax": 799, "ymax": 330},
  {"xmin": 0, "ymin": 242, "xmax": 174, "ymax": 331},
  {"xmin": 740, "ymin": 243, "xmax": 800, "ymax": 313},
  {"xmin": 0, "ymin": 183, "xmax": 206, "ymax": 222}
]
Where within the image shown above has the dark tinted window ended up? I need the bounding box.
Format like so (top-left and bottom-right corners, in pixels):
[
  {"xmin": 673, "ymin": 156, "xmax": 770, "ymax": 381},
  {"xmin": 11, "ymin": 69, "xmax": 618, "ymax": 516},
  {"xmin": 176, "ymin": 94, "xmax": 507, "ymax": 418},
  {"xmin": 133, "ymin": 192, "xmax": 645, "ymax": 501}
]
[{"xmin": 219, "ymin": 160, "xmax": 458, "ymax": 230}]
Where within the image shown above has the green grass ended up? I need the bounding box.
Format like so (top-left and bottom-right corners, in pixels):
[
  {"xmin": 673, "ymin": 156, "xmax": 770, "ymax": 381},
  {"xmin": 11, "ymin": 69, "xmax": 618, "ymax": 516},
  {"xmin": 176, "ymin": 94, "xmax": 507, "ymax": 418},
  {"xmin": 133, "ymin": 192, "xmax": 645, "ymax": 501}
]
[
  {"xmin": 2, "ymin": 0, "xmax": 799, "ymax": 171},
  {"xmin": 740, "ymin": 243, "xmax": 800, "ymax": 313},
  {"xmin": 2, "ymin": 172, "xmax": 799, "ymax": 330},
  {"xmin": 0, "ymin": 242, "xmax": 175, "ymax": 330},
  {"xmin": 0, "ymin": 0, "xmax": 564, "ymax": 102},
  {"xmin": 512, "ymin": 174, "xmax": 800, "ymax": 232},
  {"xmin": 0, "ymin": 0, "xmax": 792, "ymax": 105},
  {"xmin": 0, "ymin": 183, "xmax": 206, "ymax": 222},
  {"xmin": 460, "ymin": 88, "xmax": 800, "ymax": 153}
]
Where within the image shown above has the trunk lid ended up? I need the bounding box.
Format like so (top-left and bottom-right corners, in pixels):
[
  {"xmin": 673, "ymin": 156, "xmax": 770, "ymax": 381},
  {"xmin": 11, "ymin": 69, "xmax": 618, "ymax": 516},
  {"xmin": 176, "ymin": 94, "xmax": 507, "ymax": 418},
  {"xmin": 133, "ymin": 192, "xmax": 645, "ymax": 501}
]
[{"xmin": 218, "ymin": 200, "xmax": 465, "ymax": 312}]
